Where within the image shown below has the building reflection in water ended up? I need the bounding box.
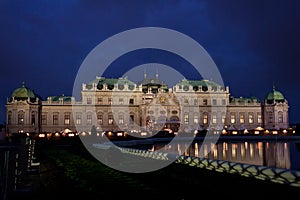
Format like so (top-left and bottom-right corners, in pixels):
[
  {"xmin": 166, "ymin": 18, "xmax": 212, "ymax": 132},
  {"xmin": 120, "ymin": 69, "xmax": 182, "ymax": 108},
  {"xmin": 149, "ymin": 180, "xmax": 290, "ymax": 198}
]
[{"xmin": 154, "ymin": 141, "xmax": 298, "ymax": 170}]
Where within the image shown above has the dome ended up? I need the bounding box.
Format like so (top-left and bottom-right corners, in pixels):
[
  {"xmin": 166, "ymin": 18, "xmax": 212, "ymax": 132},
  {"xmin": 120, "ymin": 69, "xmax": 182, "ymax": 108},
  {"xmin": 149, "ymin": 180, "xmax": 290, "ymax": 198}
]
[
  {"xmin": 264, "ymin": 87, "xmax": 285, "ymax": 103},
  {"xmin": 11, "ymin": 82, "xmax": 38, "ymax": 102}
]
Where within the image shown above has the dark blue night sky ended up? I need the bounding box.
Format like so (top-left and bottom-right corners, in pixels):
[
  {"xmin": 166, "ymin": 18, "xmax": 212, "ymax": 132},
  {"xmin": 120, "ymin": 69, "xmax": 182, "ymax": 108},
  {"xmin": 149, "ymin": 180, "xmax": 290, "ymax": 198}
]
[{"xmin": 0, "ymin": 0, "xmax": 299, "ymax": 124}]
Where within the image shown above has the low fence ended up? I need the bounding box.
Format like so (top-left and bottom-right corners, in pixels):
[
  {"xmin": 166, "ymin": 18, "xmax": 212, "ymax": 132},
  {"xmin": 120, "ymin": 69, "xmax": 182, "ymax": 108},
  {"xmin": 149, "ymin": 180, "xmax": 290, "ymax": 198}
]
[{"xmin": 117, "ymin": 147, "xmax": 300, "ymax": 187}]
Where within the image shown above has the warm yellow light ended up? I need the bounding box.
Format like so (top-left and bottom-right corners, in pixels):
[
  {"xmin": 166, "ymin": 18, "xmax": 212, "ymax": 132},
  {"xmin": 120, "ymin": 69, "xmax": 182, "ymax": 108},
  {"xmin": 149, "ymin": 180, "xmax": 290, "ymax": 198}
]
[{"xmin": 117, "ymin": 132, "xmax": 123, "ymax": 136}]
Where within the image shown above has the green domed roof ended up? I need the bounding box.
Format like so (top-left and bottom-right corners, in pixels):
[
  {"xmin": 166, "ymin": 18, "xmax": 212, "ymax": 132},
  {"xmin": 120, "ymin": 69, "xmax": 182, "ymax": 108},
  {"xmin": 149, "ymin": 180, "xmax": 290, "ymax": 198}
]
[
  {"xmin": 12, "ymin": 82, "xmax": 36, "ymax": 99},
  {"xmin": 264, "ymin": 87, "xmax": 285, "ymax": 103}
]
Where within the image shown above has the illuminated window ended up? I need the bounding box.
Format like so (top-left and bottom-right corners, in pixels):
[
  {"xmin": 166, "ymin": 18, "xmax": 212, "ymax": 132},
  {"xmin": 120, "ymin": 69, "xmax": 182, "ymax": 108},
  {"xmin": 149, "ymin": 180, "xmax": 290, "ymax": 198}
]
[
  {"xmin": 278, "ymin": 111, "xmax": 283, "ymax": 123},
  {"xmin": 97, "ymin": 114, "xmax": 103, "ymax": 125},
  {"xmin": 119, "ymin": 115, "xmax": 124, "ymax": 125},
  {"xmin": 87, "ymin": 114, "xmax": 92, "ymax": 125},
  {"xmin": 203, "ymin": 113, "xmax": 208, "ymax": 124},
  {"xmin": 76, "ymin": 113, "xmax": 81, "ymax": 125},
  {"xmin": 108, "ymin": 115, "xmax": 114, "ymax": 125},
  {"xmin": 31, "ymin": 112, "xmax": 36, "ymax": 125},
  {"xmin": 212, "ymin": 113, "xmax": 217, "ymax": 124},
  {"xmin": 203, "ymin": 99, "xmax": 208, "ymax": 105},
  {"xmin": 257, "ymin": 113, "xmax": 262, "ymax": 123},
  {"xmin": 97, "ymin": 98, "xmax": 103, "ymax": 105},
  {"xmin": 248, "ymin": 113, "xmax": 254, "ymax": 124},
  {"xmin": 239, "ymin": 113, "xmax": 245, "ymax": 124},
  {"xmin": 222, "ymin": 113, "xmax": 226, "ymax": 124},
  {"xmin": 194, "ymin": 115, "xmax": 199, "ymax": 124},
  {"xmin": 18, "ymin": 111, "xmax": 24, "ymax": 125},
  {"xmin": 64, "ymin": 113, "xmax": 70, "ymax": 125},
  {"xmin": 230, "ymin": 113, "xmax": 236, "ymax": 124},
  {"xmin": 184, "ymin": 113, "xmax": 189, "ymax": 124}
]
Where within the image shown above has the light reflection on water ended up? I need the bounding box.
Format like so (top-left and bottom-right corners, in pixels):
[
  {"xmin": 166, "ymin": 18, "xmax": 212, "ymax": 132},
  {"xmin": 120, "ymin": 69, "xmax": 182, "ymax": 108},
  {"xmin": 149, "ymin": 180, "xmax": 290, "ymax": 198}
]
[{"xmin": 151, "ymin": 140, "xmax": 300, "ymax": 171}]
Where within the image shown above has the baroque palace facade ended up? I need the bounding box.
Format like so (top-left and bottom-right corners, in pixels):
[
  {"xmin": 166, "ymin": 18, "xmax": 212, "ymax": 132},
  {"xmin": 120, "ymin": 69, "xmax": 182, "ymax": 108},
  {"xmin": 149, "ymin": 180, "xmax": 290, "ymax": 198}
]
[{"xmin": 5, "ymin": 75, "xmax": 289, "ymax": 135}]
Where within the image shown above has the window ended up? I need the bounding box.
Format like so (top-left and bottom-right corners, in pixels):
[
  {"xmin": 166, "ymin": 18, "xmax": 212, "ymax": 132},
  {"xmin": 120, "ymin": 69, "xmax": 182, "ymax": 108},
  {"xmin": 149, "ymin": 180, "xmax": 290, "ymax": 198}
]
[
  {"xmin": 97, "ymin": 98, "xmax": 103, "ymax": 105},
  {"xmin": 31, "ymin": 112, "xmax": 36, "ymax": 125},
  {"xmin": 257, "ymin": 113, "xmax": 262, "ymax": 124},
  {"xmin": 193, "ymin": 115, "xmax": 199, "ymax": 124},
  {"xmin": 222, "ymin": 99, "xmax": 226, "ymax": 106},
  {"xmin": 97, "ymin": 114, "xmax": 103, "ymax": 125},
  {"xmin": 267, "ymin": 112, "xmax": 273, "ymax": 123},
  {"xmin": 87, "ymin": 97, "xmax": 92, "ymax": 104},
  {"xmin": 194, "ymin": 99, "xmax": 198, "ymax": 105},
  {"xmin": 108, "ymin": 115, "xmax": 114, "ymax": 125},
  {"xmin": 7, "ymin": 111, "xmax": 12, "ymax": 125},
  {"xmin": 230, "ymin": 113, "xmax": 236, "ymax": 124},
  {"xmin": 184, "ymin": 113, "xmax": 189, "ymax": 124},
  {"xmin": 184, "ymin": 99, "xmax": 189, "ymax": 104},
  {"xmin": 76, "ymin": 113, "xmax": 81, "ymax": 125},
  {"xmin": 119, "ymin": 98, "xmax": 124, "ymax": 105},
  {"xmin": 87, "ymin": 114, "xmax": 92, "ymax": 125},
  {"xmin": 212, "ymin": 99, "xmax": 217, "ymax": 106},
  {"xmin": 130, "ymin": 114, "xmax": 134, "ymax": 124},
  {"xmin": 239, "ymin": 113, "xmax": 245, "ymax": 124},
  {"xmin": 203, "ymin": 113, "xmax": 208, "ymax": 124},
  {"xmin": 278, "ymin": 111, "xmax": 283, "ymax": 123},
  {"xmin": 203, "ymin": 99, "xmax": 208, "ymax": 105},
  {"xmin": 129, "ymin": 98, "xmax": 134, "ymax": 105},
  {"xmin": 222, "ymin": 114, "xmax": 226, "ymax": 124},
  {"xmin": 18, "ymin": 111, "xmax": 24, "ymax": 125},
  {"xmin": 108, "ymin": 98, "xmax": 112, "ymax": 105},
  {"xmin": 42, "ymin": 114, "xmax": 47, "ymax": 125},
  {"xmin": 53, "ymin": 113, "xmax": 59, "ymax": 125},
  {"xmin": 248, "ymin": 113, "xmax": 254, "ymax": 124},
  {"xmin": 119, "ymin": 115, "xmax": 124, "ymax": 125},
  {"xmin": 212, "ymin": 114, "xmax": 217, "ymax": 124},
  {"xmin": 64, "ymin": 113, "xmax": 70, "ymax": 125}
]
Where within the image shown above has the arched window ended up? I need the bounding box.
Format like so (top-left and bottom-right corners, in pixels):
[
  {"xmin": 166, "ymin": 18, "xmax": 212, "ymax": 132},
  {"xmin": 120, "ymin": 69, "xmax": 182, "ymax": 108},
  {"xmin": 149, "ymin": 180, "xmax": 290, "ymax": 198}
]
[
  {"xmin": 7, "ymin": 111, "xmax": 12, "ymax": 125},
  {"xmin": 31, "ymin": 111, "xmax": 36, "ymax": 125},
  {"xmin": 278, "ymin": 111, "xmax": 283, "ymax": 123},
  {"xmin": 18, "ymin": 111, "xmax": 25, "ymax": 125},
  {"xmin": 97, "ymin": 112, "xmax": 103, "ymax": 125}
]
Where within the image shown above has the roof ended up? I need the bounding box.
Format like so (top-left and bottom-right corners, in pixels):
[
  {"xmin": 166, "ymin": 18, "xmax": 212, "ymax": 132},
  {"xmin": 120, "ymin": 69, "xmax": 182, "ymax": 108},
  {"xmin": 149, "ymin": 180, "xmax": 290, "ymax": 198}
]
[
  {"xmin": 230, "ymin": 96, "xmax": 260, "ymax": 103},
  {"xmin": 138, "ymin": 78, "xmax": 164, "ymax": 86},
  {"xmin": 264, "ymin": 87, "xmax": 285, "ymax": 102},
  {"xmin": 176, "ymin": 79, "xmax": 222, "ymax": 87},
  {"xmin": 49, "ymin": 95, "xmax": 72, "ymax": 102},
  {"xmin": 87, "ymin": 77, "xmax": 136, "ymax": 90},
  {"xmin": 11, "ymin": 82, "xmax": 37, "ymax": 99}
]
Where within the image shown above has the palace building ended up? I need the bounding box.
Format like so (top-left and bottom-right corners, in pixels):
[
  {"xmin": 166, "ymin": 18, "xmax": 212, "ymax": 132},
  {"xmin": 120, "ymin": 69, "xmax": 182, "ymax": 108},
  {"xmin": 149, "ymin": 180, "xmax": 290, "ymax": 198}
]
[{"xmin": 5, "ymin": 75, "xmax": 289, "ymax": 135}]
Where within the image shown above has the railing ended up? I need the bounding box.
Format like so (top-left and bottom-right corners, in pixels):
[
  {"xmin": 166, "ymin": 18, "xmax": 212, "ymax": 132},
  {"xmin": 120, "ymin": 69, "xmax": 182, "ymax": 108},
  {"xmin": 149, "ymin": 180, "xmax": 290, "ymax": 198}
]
[{"xmin": 117, "ymin": 147, "xmax": 300, "ymax": 187}]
